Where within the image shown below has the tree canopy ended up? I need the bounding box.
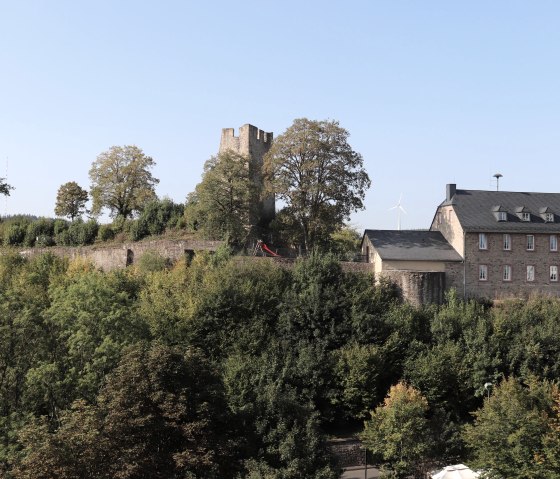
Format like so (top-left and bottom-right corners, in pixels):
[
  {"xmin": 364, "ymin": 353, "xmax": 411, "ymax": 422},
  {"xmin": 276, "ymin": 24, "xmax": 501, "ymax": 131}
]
[
  {"xmin": 265, "ymin": 118, "xmax": 370, "ymax": 250},
  {"xmin": 361, "ymin": 382, "xmax": 431, "ymax": 478},
  {"xmin": 89, "ymin": 145, "xmax": 159, "ymax": 218},
  {"xmin": 0, "ymin": 178, "xmax": 13, "ymax": 196},
  {"xmin": 185, "ymin": 151, "xmax": 256, "ymax": 243},
  {"xmin": 54, "ymin": 181, "xmax": 89, "ymax": 221}
]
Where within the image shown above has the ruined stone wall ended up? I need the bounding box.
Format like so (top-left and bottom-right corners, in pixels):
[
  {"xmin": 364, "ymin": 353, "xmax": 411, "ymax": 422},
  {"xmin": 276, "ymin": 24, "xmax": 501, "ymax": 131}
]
[
  {"xmin": 380, "ymin": 270, "xmax": 446, "ymax": 306},
  {"xmin": 19, "ymin": 239, "xmax": 224, "ymax": 271},
  {"xmin": 219, "ymin": 124, "xmax": 275, "ymax": 224}
]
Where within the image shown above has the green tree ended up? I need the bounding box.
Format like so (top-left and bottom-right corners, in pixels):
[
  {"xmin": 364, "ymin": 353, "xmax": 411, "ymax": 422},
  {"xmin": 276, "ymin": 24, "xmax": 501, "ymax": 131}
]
[
  {"xmin": 329, "ymin": 225, "xmax": 361, "ymax": 260},
  {"xmin": 0, "ymin": 177, "xmax": 13, "ymax": 196},
  {"xmin": 331, "ymin": 342, "xmax": 384, "ymax": 421},
  {"xmin": 54, "ymin": 181, "xmax": 89, "ymax": 221},
  {"xmin": 464, "ymin": 377, "xmax": 553, "ymax": 479},
  {"xmin": 89, "ymin": 145, "xmax": 159, "ymax": 218},
  {"xmin": 539, "ymin": 388, "xmax": 560, "ymax": 477},
  {"xmin": 361, "ymin": 382, "xmax": 431, "ymax": 478},
  {"xmin": 186, "ymin": 151, "xmax": 256, "ymax": 243},
  {"xmin": 264, "ymin": 118, "xmax": 370, "ymax": 250},
  {"xmin": 14, "ymin": 343, "xmax": 240, "ymax": 479}
]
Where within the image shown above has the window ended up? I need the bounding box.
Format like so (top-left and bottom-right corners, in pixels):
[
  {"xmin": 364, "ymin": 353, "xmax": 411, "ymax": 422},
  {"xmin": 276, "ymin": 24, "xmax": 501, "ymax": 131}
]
[
  {"xmin": 551, "ymin": 266, "xmax": 558, "ymax": 282},
  {"xmin": 503, "ymin": 265, "xmax": 512, "ymax": 282},
  {"xmin": 479, "ymin": 265, "xmax": 488, "ymax": 281},
  {"xmin": 479, "ymin": 233, "xmax": 488, "ymax": 250},
  {"xmin": 551, "ymin": 235, "xmax": 558, "ymax": 252},
  {"xmin": 545, "ymin": 213, "xmax": 554, "ymax": 222},
  {"xmin": 497, "ymin": 211, "xmax": 507, "ymax": 221},
  {"xmin": 527, "ymin": 235, "xmax": 535, "ymax": 251},
  {"xmin": 503, "ymin": 234, "xmax": 511, "ymax": 251},
  {"xmin": 522, "ymin": 212, "xmax": 531, "ymax": 222},
  {"xmin": 527, "ymin": 265, "xmax": 535, "ymax": 282}
]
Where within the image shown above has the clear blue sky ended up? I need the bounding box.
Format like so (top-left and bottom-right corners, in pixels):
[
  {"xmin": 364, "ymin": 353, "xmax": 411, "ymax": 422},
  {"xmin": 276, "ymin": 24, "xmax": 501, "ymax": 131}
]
[{"xmin": 1, "ymin": 1, "xmax": 560, "ymax": 229}]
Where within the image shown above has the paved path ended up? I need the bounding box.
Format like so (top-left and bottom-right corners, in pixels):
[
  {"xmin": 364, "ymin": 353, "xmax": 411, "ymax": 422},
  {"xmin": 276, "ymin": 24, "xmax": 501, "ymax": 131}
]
[{"xmin": 340, "ymin": 465, "xmax": 381, "ymax": 479}]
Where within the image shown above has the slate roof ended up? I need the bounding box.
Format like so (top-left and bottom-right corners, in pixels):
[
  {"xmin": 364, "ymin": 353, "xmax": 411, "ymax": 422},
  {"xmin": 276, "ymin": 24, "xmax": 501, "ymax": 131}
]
[
  {"xmin": 440, "ymin": 189, "xmax": 560, "ymax": 232},
  {"xmin": 363, "ymin": 230, "xmax": 463, "ymax": 262}
]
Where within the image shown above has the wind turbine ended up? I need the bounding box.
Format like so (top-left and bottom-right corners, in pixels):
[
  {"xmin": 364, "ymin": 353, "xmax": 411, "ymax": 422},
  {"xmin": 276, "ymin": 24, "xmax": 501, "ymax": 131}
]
[{"xmin": 389, "ymin": 193, "xmax": 407, "ymax": 230}]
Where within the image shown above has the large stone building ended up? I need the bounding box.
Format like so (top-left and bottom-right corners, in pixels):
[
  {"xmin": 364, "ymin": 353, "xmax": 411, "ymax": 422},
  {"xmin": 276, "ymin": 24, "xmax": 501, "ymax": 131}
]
[
  {"xmin": 219, "ymin": 124, "xmax": 275, "ymax": 226},
  {"xmin": 362, "ymin": 184, "xmax": 560, "ymax": 302}
]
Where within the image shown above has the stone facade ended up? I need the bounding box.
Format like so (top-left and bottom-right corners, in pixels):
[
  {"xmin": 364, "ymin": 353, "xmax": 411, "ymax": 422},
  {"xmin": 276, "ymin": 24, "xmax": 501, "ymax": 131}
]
[
  {"xmin": 462, "ymin": 231, "xmax": 560, "ymax": 299},
  {"xmin": 380, "ymin": 270, "xmax": 446, "ymax": 306},
  {"xmin": 20, "ymin": 238, "xmax": 224, "ymax": 271},
  {"xmin": 361, "ymin": 231, "xmax": 461, "ymax": 304},
  {"xmin": 219, "ymin": 124, "xmax": 275, "ymax": 226},
  {"xmin": 431, "ymin": 184, "xmax": 560, "ymax": 300}
]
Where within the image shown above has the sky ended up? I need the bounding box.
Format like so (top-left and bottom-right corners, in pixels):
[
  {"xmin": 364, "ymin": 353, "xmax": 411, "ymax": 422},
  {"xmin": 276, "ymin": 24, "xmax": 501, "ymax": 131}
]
[{"xmin": 1, "ymin": 1, "xmax": 560, "ymax": 229}]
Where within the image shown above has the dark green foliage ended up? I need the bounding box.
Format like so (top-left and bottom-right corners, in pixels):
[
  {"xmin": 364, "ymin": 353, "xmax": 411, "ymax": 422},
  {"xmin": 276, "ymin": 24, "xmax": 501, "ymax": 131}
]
[
  {"xmin": 136, "ymin": 250, "xmax": 170, "ymax": 273},
  {"xmin": 2, "ymin": 218, "xmax": 30, "ymax": 246},
  {"xmin": 464, "ymin": 377, "xmax": 555, "ymax": 479},
  {"xmin": 55, "ymin": 218, "xmax": 99, "ymax": 246},
  {"xmin": 14, "ymin": 343, "xmax": 240, "ymax": 479},
  {"xmin": 136, "ymin": 198, "xmax": 184, "ymax": 237},
  {"xmin": 1, "ymin": 251, "xmax": 560, "ymax": 477},
  {"xmin": 24, "ymin": 218, "xmax": 55, "ymax": 247},
  {"xmin": 96, "ymin": 223, "xmax": 115, "ymax": 242}
]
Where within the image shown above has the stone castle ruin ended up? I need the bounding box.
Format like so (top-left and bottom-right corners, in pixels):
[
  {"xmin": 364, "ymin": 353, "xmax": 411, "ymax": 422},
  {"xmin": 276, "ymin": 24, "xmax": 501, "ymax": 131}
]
[{"xmin": 219, "ymin": 124, "xmax": 275, "ymax": 226}]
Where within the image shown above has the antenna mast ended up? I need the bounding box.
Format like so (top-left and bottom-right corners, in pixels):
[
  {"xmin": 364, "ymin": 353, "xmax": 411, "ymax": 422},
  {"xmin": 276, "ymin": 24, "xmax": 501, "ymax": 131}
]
[
  {"xmin": 4, "ymin": 157, "xmax": 7, "ymax": 217},
  {"xmin": 493, "ymin": 173, "xmax": 503, "ymax": 191}
]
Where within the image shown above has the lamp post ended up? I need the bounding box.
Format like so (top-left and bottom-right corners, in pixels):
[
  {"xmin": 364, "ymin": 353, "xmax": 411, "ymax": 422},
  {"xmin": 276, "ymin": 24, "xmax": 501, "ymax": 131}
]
[{"xmin": 483, "ymin": 382, "xmax": 492, "ymax": 400}]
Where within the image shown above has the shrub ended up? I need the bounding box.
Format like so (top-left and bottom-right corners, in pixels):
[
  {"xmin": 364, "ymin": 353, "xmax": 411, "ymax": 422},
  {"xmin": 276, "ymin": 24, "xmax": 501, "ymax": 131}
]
[
  {"xmin": 97, "ymin": 224, "xmax": 115, "ymax": 243},
  {"xmin": 136, "ymin": 251, "xmax": 170, "ymax": 273},
  {"xmin": 55, "ymin": 219, "xmax": 99, "ymax": 246},
  {"xmin": 3, "ymin": 221, "xmax": 29, "ymax": 246},
  {"xmin": 24, "ymin": 218, "xmax": 55, "ymax": 247}
]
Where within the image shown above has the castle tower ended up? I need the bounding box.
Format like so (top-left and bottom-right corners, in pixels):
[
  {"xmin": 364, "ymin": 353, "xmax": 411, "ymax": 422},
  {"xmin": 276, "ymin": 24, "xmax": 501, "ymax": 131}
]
[{"xmin": 219, "ymin": 124, "xmax": 275, "ymax": 226}]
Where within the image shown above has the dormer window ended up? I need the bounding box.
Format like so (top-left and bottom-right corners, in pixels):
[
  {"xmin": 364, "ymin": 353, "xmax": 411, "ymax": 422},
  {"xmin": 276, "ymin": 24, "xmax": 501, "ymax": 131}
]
[
  {"xmin": 515, "ymin": 206, "xmax": 531, "ymax": 221},
  {"xmin": 492, "ymin": 206, "xmax": 508, "ymax": 222},
  {"xmin": 539, "ymin": 207, "xmax": 555, "ymax": 223}
]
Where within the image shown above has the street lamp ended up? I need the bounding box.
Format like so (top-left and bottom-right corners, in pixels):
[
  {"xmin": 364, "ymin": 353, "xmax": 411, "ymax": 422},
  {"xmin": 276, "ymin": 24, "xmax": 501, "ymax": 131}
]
[{"xmin": 483, "ymin": 382, "xmax": 492, "ymax": 400}]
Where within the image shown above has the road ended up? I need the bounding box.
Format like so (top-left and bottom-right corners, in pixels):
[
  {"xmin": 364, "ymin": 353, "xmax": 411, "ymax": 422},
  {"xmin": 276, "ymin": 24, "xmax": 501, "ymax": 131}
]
[{"xmin": 340, "ymin": 465, "xmax": 381, "ymax": 479}]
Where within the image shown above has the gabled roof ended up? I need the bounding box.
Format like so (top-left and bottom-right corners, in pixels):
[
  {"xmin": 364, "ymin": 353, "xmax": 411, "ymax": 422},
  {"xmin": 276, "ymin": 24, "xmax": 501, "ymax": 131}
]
[
  {"xmin": 363, "ymin": 230, "xmax": 462, "ymax": 262},
  {"xmin": 441, "ymin": 189, "xmax": 560, "ymax": 232}
]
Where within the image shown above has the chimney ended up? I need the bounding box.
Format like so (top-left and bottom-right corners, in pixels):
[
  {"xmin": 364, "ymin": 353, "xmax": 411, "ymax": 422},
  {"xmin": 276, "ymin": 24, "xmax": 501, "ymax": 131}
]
[{"xmin": 446, "ymin": 184, "xmax": 456, "ymax": 201}]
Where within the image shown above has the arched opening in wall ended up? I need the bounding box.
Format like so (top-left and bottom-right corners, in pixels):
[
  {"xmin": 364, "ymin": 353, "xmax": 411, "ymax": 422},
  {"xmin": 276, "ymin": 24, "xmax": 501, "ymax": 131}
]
[
  {"xmin": 184, "ymin": 249, "xmax": 195, "ymax": 266},
  {"xmin": 126, "ymin": 249, "xmax": 134, "ymax": 266}
]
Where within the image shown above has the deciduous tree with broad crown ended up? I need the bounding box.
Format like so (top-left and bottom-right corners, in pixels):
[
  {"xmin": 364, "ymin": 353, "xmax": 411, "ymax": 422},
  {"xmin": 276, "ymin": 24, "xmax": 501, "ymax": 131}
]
[
  {"xmin": 89, "ymin": 145, "xmax": 159, "ymax": 218},
  {"xmin": 264, "ymin": 118, "xmax": 370, "ymax": 250},
  {"xmin": 54, "ymin": 181, "xmax": 89, "ymax": 221},
  {"xmin": 185, "ymin": 151, "xmax": 256, "ymax": 244},
  {"xmin": 361, "ymin": 382, "xmax": 431, "ymax": 478}
]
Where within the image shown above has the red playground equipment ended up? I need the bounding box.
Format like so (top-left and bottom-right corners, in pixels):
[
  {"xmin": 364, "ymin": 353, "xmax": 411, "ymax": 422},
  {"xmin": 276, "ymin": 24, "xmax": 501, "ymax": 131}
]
[{"xmin": 253, "ymin": 240, "xmax": 280, "ymax": 257}]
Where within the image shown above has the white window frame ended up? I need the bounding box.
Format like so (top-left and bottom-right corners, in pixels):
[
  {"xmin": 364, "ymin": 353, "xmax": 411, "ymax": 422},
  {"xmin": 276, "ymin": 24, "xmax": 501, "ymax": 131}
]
[
  {"xmin": 479, "ymin": 233, "xmax": 488, "ymax": 250},
  {"xmin": 545, "ymin": 213, "xmax": 554, "ymax": 222},
  {"xmin": 522, "ymin": 212, "xmax": 531, "ymax": 222},
  {"xmin": 551, "ymin": 265, "xmax": 558, "ymax": 282},
  {"xmin": 497, "ymin": 211, "xmax": 507, "ymax": 221},
  {"xmin": 527, "ymin": 265, "xmax": 535, "ymax": 282},
  {"xmin": 551, "ymin": 235, "xmax": 558, "ymax": 252},
  {"xmin": 503, "ymin": 265, "xmax": 512, "ymax": 282},
  {"xmin": 479, "ymin": 265, "xmax": 488, "ymax": 281},
  {"xmin": 527, "ymin": 235, "xmax": 535, "ymax": 251},
  {"xmin": 503, "ymin": 234, "xmax": 511, "ymax": 251}
]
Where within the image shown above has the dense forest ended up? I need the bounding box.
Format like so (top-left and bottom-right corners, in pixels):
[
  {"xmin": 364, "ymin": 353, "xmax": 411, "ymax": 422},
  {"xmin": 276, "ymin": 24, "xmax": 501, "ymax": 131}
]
[{"xmin": 0, "ymin": 249, "xmax": 558, "ymax": 478}]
